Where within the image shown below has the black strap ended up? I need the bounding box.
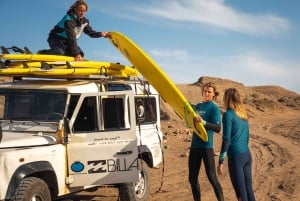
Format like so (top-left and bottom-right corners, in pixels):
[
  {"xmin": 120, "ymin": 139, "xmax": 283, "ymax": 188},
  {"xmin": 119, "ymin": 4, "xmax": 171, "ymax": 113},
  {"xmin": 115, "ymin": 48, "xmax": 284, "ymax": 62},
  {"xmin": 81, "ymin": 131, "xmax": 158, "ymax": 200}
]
[
  {"xmin": 1, "ymin": 46, "xmax": 31, "ymax": 54},
  {"xmin": 11, "ymin": 46, "xmax": 25, "ymax": 53},
  {"xmin": 1, "ymin": 46, "xmax": 9, "ymax": 54}
]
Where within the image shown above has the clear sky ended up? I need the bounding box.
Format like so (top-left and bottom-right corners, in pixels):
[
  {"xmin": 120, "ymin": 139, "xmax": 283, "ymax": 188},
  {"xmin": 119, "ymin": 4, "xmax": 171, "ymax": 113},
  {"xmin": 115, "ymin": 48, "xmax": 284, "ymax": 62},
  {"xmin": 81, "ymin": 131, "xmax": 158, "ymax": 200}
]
[{"xmin": 1, "ymin": 0, "xmax": 299, "ymax": 93}]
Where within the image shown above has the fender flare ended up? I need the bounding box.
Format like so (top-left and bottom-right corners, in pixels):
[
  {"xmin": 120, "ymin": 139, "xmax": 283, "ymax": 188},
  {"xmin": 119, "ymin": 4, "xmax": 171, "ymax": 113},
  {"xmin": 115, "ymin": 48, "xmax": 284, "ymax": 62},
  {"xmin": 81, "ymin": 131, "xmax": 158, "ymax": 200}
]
[{"xmin": 5, "ymin": 161, "xmax": 58, "ymax": 199}]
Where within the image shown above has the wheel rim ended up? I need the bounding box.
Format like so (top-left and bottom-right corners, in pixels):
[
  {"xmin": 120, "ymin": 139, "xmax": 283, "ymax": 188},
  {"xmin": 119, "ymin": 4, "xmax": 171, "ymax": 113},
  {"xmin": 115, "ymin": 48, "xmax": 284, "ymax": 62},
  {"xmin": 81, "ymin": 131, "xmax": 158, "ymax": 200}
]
[
  {"xmin": 135, "ymin": 172, "xmax": 146, "ymax": 198},
  {"xmin": 31, "ymin": 193, "xmax": 46, "ymax": 201}
]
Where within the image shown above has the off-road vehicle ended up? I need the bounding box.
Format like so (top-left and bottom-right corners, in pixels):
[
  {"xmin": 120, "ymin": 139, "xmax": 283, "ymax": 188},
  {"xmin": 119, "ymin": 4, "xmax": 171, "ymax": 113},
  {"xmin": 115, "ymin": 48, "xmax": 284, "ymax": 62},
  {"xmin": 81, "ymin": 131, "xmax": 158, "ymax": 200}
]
[{"xmin": 0, "ymin": 75, "xmax": 163, "ymax": 201}]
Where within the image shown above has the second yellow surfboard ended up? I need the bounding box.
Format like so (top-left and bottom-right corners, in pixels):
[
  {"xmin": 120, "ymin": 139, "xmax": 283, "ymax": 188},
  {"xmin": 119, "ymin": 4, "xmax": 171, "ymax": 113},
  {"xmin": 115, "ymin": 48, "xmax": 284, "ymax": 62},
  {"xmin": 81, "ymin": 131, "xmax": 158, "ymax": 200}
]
[{"xmin": 0, "ymin": 60, "xmax": 138, "ymax": 78}]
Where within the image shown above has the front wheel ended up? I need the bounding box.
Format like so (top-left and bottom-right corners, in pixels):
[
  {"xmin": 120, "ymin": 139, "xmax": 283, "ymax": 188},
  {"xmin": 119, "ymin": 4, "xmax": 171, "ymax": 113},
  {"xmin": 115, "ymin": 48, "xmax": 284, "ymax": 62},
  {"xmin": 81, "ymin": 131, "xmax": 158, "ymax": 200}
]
[
  {"xmin": 118, "ymin": 159, "xmax": 151, "ymax": 201},
  {"xmin": 12, "ymin": 177, "xmax": 51, "ymax": 201}
]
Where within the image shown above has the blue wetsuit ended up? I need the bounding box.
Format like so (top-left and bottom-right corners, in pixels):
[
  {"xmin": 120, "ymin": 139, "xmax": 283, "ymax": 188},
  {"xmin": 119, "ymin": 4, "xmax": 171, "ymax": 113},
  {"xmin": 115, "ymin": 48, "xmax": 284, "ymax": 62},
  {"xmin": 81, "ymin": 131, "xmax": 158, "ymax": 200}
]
[
  {"xmin": 219, "ymin": 109, "xmax": 255, "ymax": 201},
  {"xmin": 189, "ymin": 101, "xmax": 224, "ymax": 201}
]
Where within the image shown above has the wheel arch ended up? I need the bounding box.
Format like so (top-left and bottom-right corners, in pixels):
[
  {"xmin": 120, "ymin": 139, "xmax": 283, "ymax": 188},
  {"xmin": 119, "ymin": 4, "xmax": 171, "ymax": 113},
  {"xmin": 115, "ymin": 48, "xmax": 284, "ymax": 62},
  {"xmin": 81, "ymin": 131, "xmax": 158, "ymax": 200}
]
[
  {"xmin": 138, "ymin": 145, "xmax": 153, "ymax": 168},
  {"xmin": 5, "ymin": 161, "xmax": 59, "ymax": 200},
  {"xmin": 118, "ymin": 159, "xmax": 151, "ymax": 201}
]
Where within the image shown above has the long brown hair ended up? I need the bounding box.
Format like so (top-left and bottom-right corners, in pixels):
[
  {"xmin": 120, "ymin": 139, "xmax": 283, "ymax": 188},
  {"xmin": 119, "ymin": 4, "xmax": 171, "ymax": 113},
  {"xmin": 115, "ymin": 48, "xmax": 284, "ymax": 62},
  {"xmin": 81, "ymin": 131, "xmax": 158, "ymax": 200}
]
[{"xmin": 223, "ymin": 88, "xmax": 248, "ymax": 120}]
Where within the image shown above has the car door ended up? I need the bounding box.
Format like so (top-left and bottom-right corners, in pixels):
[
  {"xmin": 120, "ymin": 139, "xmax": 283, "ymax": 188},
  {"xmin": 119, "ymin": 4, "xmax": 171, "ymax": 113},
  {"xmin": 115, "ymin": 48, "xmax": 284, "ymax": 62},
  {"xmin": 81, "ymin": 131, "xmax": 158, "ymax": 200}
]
[{"xmin": 66, "ymin": 91, "xmax": 138, "ymax": 187}]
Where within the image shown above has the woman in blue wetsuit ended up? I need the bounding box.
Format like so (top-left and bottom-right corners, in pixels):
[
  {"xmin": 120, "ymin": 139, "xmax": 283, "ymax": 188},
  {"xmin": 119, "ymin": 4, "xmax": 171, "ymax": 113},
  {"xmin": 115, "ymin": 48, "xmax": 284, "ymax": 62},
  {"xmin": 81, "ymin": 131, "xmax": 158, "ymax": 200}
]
[
  {"xmin": 39, "ymin": 0, "xmax": 110, "ymax": 61},
  {"xmin": 217, "ymin": 88, "xmax": 256, "ymax": 201},
  {"xmin": 189, "ymin": 82, "xmax": 224, "ymax": 201}
]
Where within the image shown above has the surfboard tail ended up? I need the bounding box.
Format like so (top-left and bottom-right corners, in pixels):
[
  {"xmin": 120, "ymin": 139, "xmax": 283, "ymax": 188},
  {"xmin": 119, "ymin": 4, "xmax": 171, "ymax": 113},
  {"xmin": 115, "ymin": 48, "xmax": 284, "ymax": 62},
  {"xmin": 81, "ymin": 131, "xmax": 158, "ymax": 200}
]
[{"xmin": 183, "ymin": 102, "xmax": 208, "ymax": 142}]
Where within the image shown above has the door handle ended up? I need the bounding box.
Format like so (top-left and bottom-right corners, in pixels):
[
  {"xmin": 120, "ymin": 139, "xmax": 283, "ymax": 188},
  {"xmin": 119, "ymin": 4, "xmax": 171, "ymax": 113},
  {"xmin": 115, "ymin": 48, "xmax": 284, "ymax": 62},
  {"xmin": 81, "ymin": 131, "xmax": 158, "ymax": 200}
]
[{"xmin": 116, "ymin": 151, "xmax": 133, "ymax": 155}]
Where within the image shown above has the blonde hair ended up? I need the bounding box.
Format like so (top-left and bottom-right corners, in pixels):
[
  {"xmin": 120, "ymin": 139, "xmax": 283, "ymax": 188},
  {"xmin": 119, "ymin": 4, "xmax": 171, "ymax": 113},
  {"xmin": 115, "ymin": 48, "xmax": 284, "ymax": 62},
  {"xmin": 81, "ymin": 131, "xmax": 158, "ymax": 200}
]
[
  {"xmin": 202, "ymin": 82, "xmax": 219, "ymax": 101},
  {"xmin": 223, "ymin": 88, "xmax": 248, "ymax": 120}
]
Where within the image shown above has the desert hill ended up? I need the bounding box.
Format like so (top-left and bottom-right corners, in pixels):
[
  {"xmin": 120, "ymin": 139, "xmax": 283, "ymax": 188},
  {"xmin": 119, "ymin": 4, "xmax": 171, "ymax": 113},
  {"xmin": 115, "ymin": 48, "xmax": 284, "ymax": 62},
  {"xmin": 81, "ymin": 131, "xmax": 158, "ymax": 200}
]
[{"xmin": 160, "ymin": 76, "xmax": 300, "ymax": 122}]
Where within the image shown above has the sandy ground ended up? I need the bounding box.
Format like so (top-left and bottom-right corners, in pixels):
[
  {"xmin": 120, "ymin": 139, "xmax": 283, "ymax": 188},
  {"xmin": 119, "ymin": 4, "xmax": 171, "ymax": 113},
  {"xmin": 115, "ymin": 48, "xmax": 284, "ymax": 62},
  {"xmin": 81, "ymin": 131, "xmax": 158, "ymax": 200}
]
[{"xmin": 147, "ymin": 110, "xmax": 300, "ymax": 201}]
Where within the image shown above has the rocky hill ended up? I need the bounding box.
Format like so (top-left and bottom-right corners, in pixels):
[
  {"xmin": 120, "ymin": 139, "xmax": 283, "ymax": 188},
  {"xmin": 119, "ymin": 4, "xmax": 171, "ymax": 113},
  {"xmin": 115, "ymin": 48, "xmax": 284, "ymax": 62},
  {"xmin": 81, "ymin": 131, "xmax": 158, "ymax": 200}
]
[{"xmin": 160, "ymin": 76, "xmax": 300, "ymax": 122}]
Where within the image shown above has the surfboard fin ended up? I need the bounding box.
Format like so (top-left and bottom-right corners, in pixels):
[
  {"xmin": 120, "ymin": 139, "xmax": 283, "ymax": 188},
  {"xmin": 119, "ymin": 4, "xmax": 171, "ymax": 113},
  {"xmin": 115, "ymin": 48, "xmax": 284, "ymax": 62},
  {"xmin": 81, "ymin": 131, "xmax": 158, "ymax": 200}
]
[
  {"xmin": 0, "ymin": 61, "xmax": 6, "ymax": 69},
  {"xmin": 22, "ymin": 62, "xmax": 29, "ymax": 69},
  {"xmin": 66, "ymin": 62, "xmax": 72, "ymax": 69},
  {"xmin": 41, "ymin": 62, "xmax": 52, "ymax": 70},
  {"xmin": 24, "ymin": 47, "xmax": 32, "ymax": 54},
  {"xmin": 1, "ymin": 46, "xmax": 9, "ymax": 54}
]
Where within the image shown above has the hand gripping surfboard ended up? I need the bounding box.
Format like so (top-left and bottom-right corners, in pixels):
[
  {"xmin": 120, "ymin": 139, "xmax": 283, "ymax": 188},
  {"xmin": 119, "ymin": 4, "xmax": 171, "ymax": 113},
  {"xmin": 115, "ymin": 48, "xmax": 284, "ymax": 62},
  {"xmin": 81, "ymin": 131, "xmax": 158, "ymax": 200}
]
[{"xmin": 109, "ymin": 31, "xmax": 208, "ymax": 142}]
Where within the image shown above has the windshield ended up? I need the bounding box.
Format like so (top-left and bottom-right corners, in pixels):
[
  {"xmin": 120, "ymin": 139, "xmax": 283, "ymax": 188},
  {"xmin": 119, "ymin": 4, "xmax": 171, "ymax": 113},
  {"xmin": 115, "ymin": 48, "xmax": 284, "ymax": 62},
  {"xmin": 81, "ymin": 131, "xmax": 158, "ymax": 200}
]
[{"xmin": 0, "ymin": 89, "xmax": 67, "ymax": 121}]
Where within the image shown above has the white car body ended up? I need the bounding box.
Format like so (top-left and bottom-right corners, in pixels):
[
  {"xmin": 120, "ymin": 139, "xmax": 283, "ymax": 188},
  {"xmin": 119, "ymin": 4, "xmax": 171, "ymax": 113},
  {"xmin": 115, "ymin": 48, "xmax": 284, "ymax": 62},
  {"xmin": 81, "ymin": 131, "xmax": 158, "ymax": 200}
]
[{"xmin": 0, "ymin": 78, "xmax": 163, "ymax": 201}]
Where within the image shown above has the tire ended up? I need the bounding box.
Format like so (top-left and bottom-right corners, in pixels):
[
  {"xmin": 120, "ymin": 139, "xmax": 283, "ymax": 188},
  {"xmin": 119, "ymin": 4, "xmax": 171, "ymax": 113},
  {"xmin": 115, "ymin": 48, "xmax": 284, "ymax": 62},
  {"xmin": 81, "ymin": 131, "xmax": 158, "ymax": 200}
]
[
  {"xmin": 12, "ymin": 177, "xmax": 51, "ymax": 201},
  {"xmin": 118, "ymin": 159, "xmax": 151, "ymax": 201}
]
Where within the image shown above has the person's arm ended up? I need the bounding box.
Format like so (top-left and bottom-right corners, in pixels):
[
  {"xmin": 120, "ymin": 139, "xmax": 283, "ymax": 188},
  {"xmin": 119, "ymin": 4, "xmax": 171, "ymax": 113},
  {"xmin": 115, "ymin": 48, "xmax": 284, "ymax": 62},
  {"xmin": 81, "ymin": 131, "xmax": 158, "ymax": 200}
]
[
  {"xmin": 193, "ymin": 104, "xmax": 221, "ymax": 132},
  {"xmin": 219, "ymin": 139, "xmax": 230, "ymax": 164},
  {"xmin": 194, "ymin": 116, "xmax": 221, "ymax": 132},
  {"xmin": 217, "ymin": 112, "xmax": 231, "ymax": 175},
  {"xmin": 217, "ymin": 138, "xmax": 229, "ymax": 176},
  {"xmin": 83, "ymin": 18, "xmax": 111, "ymax": 38},
  {"xmin": 218, "ymin": 111, "xmax": 232, "ymax": 164},
  {"xmin": 204, "ymin": 121, "xmax": 221, "ymax": 133},
  {"xmin": 204, "ymin": 103, "xmax": 221, "ymax": 132}
]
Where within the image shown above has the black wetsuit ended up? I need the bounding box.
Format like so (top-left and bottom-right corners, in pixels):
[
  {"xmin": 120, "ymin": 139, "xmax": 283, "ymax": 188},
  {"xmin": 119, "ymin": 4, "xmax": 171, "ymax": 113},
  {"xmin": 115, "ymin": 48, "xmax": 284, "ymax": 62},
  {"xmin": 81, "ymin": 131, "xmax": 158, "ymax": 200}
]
[
  {"xmin": 189, "ymin": 101, "xmax": 224, "ymax": 201},
  {"xmin": 42, "ymin": 10, "xmax": 103, "ymax": 56}
]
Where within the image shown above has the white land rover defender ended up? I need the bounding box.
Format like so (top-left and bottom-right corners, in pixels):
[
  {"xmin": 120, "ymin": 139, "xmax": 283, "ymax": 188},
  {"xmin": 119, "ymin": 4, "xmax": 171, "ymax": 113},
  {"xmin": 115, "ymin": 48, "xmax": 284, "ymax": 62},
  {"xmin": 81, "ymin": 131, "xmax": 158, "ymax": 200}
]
[{"xmin": 0, "ymin": 77, "xmax": 163, "ymax": 201}]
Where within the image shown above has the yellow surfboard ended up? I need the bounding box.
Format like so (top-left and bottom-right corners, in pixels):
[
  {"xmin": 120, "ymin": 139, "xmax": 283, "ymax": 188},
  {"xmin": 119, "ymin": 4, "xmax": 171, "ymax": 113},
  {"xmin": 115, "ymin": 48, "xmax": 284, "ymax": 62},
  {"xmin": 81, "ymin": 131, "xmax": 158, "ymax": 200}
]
[
  {"xmin": 0, "ymin": 68, "xmax": 37, "ymax": 74},
  {"xmin": 0, "ymin": 67, "xmax": 134, "ymax": 77},
  {"xmin": 0, "ymin": 53, "xmax": 74, "ymax": 62},
  {"xmin": 3, "ymin": 60, "xmax": 138, "ymax": 76},
  {"xmin": 32, "ymin": 68, "xmax": 129, "ymax": 77},
  {"xmin": 0, "ymin": 59, "xmax": 138, "ymax": 78},
  {"xmin": 109, "ymin": 32, "xmax": 208, "ymax": 142}
]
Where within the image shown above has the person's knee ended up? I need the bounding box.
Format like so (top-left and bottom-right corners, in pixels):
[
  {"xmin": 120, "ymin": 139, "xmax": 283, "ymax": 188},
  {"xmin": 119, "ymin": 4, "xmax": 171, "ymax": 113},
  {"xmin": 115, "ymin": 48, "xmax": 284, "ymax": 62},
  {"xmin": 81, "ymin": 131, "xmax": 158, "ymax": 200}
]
[
  {"xmin": 208, "ymin": 173, "xmax": 219, "ymax": 185},
  {"xmin": 49, "ymin": 47, "xmax": 66, "ymax": 55},
  {"xmin": 188, "ymin": 175, "xmax": 196, "ymax": 185},
  {"xmin": 56, "ymin": 48, "xmax": 65, "ymax": 55}
]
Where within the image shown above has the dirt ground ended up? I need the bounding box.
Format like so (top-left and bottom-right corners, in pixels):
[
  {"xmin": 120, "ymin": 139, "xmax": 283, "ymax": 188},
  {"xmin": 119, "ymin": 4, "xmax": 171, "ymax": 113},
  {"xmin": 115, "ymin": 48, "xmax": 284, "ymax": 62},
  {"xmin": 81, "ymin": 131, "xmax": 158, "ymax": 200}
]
[{"xmin": 68, "ymin": 76, "xmax": 300, "ymax": 201}]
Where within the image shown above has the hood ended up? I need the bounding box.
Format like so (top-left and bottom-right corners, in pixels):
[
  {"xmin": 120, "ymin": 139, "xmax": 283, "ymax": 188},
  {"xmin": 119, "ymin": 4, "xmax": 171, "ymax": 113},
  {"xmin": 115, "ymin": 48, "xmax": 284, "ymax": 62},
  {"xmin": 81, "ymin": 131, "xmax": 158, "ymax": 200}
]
[{"xmin": 0, "ymin": 132, "xmax": 57, "ymax": 148}]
